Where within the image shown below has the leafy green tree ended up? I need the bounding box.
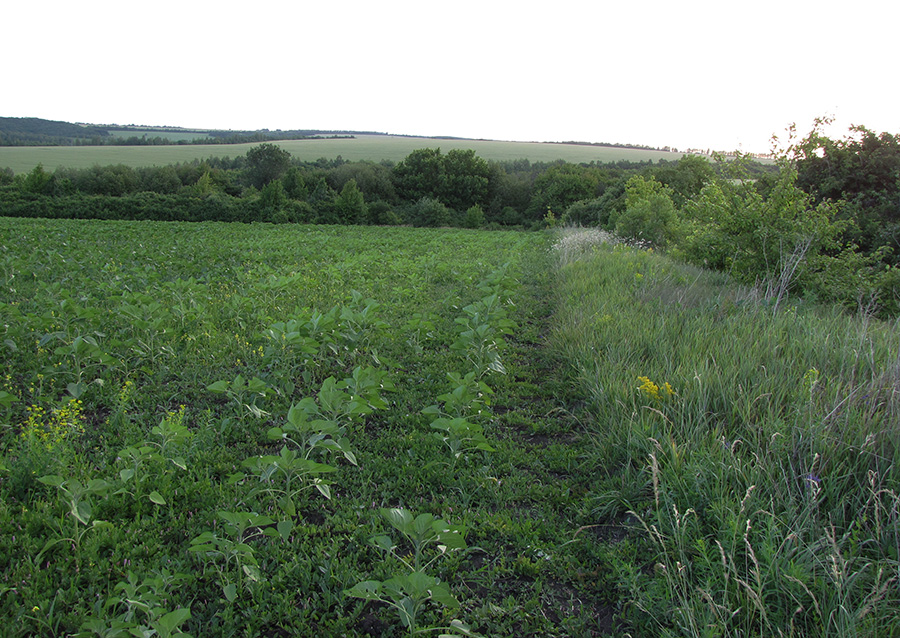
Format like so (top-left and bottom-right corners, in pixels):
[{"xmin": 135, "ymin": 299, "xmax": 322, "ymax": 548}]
[
  {"xmin": 486, "ymin": 168, "xmax": 530, "ymax": 222},
  {"xmin": 407, "ymin": 197, "xmax": 451, "ymax": 227},
  {"xmin": 678, "ymin": 158, "xmax": 844, "ymax": 286},
  {"xmin": 794, "ymin": 124, "xmax": 900, "ymax": 262},
  {"xmin": 614, "ymin": 176, "xmax": 679, "ymax": 246},
  {"xmin": 649, "ymin": 155, "xmax": 716, "ymax": 208},
  {"xmin": 464, "ymin": 204, "xmax": 485, "ymax": 229},
  {"xmin": 393, "ymin": 148, "xmax": 443, "ymax": 204},
  {"xmin": 393, "ymin": 148, "xmax": 491, "ymax": 212},
  {"xmin": 335, "ymin": 179, "xmax": 368, "ymax": 225},
  {"xmin": 367, "ymin": 200, "xmax": 402, "ymax": 226},
  {"xmin": 329, "ymin": 161, "xmax": 397, "ymax": 203},
  {"xmin": 20, "ymin": 164, "xmax": 52, "ymax": 194},
  {"xmin": 139, "ymin": 165, "xmax": 182, "ymax": 194},
  {"xmin": 525, "ymin": 164, "xmax": 602, "ymax": 222},
  {"xmin": 282, "ymin": 167, "xmax": 310, "ymax": 200},
  {"xmin": 438, "ymin": 149, "xmax": 491, "ymax": 212},
  {"xmin": 259, "ymin": 179, "xmax": 287, "ymax": 212},
  {"xmin": 246, "ymin": 143, "xmax": 292, "ymax": 189}
]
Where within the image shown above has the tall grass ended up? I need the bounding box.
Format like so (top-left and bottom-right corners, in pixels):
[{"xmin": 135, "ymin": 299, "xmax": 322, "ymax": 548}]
[{"xmin": 551, "ymin": 229, "xmax": 900, "ymax": 636}]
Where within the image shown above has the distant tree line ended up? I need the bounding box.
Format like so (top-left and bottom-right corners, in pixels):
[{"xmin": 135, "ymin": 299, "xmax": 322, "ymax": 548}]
[{"xmin": 0, "ymin": 143, "xmax": 717, "ymax": 229}]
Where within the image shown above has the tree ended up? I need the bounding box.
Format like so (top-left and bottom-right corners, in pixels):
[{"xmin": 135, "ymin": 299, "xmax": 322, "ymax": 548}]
[
  {"xmin": 614, "ymin": 176, "xmax": 679, "ymax": 247},
  {"xmin": 329, "ymin": 161, "xmax": 397, "ymax": 203},
  {"xmin": 525, "ymin": 164, "xmax": 602, "ymax": 223},
  {"xmin": 437, "ymin": 149, "xmax": 491, "ymax": 212},
  {"xmin": 246, "ymin": 143, "xmax": 292, "ymax": 189},
  {"xmin": 649, "ymin": 155, "xmax": 715, "ymax": 208},
  {"xmin": 393, "ymin": 148, "xmax": 443, "ymax": 204},
  {"xmin": 335, "ymin": 179, "xmax": 368, "ymax": 225},
  {"xmin": 794, "ymin": 124, "xmax": 900, "ymax": 261},
  {"xmin": 464, "ymin": 205, "xmax": 485, "ymax": 229},
  {"xmin": 20, "ymin": 164, "xmax": 52, "ymax": 194},
  {"xmin": 392, "ymin": 148, "xmax": 492, "ymax": 212}
]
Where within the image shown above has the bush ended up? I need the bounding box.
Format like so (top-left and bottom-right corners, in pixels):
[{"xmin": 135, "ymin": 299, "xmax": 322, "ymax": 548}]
[
  {"xmin": 614, "ymin": 176, "xmax": 679, "ymax": 247},
  {"xmin": 562, "ymin": 198, "xmax": 606, "ymax": 226},
  {"xmin": 464, "ymin": 205, "xmax": 485, "ymax": 229},
  {"xmin": 367, "ymin": 200, "xmax": 402, "ymax": 226},
  {"xmin": 407, "ymin": 197, "xmax": 452, "ymax": 227}
]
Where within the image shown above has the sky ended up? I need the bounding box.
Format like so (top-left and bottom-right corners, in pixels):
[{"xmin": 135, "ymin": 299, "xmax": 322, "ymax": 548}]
[{"xmin": 5, "ymin": 0, "xmax": 899, "ymax": 154}]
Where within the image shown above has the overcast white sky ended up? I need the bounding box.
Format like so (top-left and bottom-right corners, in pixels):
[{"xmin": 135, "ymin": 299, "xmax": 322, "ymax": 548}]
[{"xmin": 5, "ymin": 0, "xmax": 898, "ymax": 153}]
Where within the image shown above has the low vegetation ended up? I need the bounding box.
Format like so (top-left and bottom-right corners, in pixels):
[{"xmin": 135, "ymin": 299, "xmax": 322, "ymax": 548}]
[
  {"xmin": 1, "ymin": 119, "xmax": 898, "ymax": 636},
  {"xmin": 552, "ymin": 228, "xmax": 899, "ymax": 636}
]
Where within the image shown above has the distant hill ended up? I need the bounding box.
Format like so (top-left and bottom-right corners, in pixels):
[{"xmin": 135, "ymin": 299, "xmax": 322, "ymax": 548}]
[
  {"xmin": 0, "ymin": 117, "xmax": 110, "ymax": 145},
  {"xmin": 0, "ymin": 117, "xmax": 378, "ymax": 147},
  {"xmin": 0, "ymin": 117, "xmax": 680, "ymax": 154}
]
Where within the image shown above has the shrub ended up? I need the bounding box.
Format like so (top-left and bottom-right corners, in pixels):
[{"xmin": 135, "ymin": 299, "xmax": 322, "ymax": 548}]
[
  {"xmin": 614, "ymin": 176, "xmax": 679, "ymax": 247},
  {"xmin": 464, "ymin": 205, "xmax": 485, "ymax": 229}
]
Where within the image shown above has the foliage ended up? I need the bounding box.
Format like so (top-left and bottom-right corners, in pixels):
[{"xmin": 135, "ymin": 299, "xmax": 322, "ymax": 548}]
[
  {"xmin": 793, "ymin": 122, "xmax": 900, "ymax": 263},
  {"xmin": 407, "ymin": 196, "xmax": 452, "ymax": 227},
  {"xmin": 393, "ymin": 148, "xmax": 492, "ymax": 213},
  {"xmin": 676, "ymin": 155, "xmax": 847, "ymax": 302},
  {"xmin": 613, "ymin": 175, "xmax": 679, "ymax": 247},
  {"xmin": 245, "ymin": 143, "xmax": 292, "ymax": 189},
  {"xmin": 525, "ymin": 164, "xmax": 603, "ymax": 222},
  {"xmin": 553, "ymin": 235, "xmax": 900, "ymax": 637}
]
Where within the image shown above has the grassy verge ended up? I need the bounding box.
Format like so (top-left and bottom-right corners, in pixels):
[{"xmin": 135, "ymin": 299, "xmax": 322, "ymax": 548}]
[{"xmin": 551, "ymin": 228, "xmax": 900, "ymax": 637}]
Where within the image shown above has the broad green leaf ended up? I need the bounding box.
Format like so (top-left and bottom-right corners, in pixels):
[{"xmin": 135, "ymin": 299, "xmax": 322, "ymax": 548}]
[
  {"xmin": 87, "ymin": 478, "xmax": 110, "ymax": 494},
  {"xmin": 279, "ymin": 496, "xmax": 296, "ymax": 517},
  {"xmin": 148, "ymin": 491, "xmax": 166, "ymax": 505},
  {"xmin": 74, "ymin": 500, "xmax": 92, "ymax": 525},
  {"xmin": 413, "ymin": 513, "xmax": 436, "ymax": 537},
  {"xmin": 67, "ymin": 382, "xmax": 86, "ymax": 399},
  {"xmin": 372, "ymin": 534, "xmax": 394, "ymax": 552},
  {"xmin": 153, "ymin": 608, "xmax": 191, "ymax": 634},
  {"xmin": 314, "ymin": 481, "xmax": 332, "ymax": 500},
  {"xmin": 396, "ymin": 596, "xmax": 416, "ymax": 628},
  {"xmin": 206, "ymin": 380, "xmax": 230, "ymax": 393},
  {"xmin": 38, "ymin": 475, "xmax": 65, "ymax": 488},
  {"xmin": 440, "ymin": 619, "xmax": 480, "ymax": 637},
  {"xmin": 429, "ymin": 581, "xmax": 460, "ymax": 608},
  {"xmin": 345, "ymin": 580, "xmax": 383, "ymax": 601},
  {"xmin": 276, "ymin": 519, "xmax": 293, "ymax": 540},
  {"xmin": 381, "ymin": 507, "xmax": 413, "ymax": 533},
  {"xmin": 91, "ymin": 520, "xmax": 114, "ymax": 532},
  {"xmin": 406, "ymin": 570, "xmax": 438, "ymax": 597},
  {"xmin": 222, "ymin": 583, "xmax": 237, "ymax": 602}
]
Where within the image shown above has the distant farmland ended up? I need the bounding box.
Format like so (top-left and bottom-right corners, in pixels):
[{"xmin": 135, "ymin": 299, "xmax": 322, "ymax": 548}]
[
  {"xmin": 106, "ymin": 129, "xmax": 214, "ymax": 142},
  {"xmin": 0, "ymin": 134, "xmax": 690, "ymax": 173}
]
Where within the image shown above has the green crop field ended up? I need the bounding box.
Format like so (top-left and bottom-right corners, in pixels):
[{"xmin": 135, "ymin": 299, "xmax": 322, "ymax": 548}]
[
  {"xmin": 1, "ymin": 220, "xmax": 896, "ymax": 637},
  {"xmin": 106, "ymin": 129, "xmax": 213, "ymax": 142},
  {"xmin": 0, "ymin": 134, "xmax": 690, "ymax": 174}
]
